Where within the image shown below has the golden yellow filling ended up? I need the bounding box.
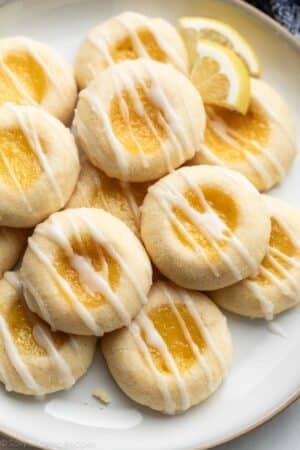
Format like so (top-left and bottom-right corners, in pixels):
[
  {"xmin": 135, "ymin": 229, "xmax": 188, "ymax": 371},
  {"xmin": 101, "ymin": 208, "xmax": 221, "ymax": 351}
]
[
  {"xmin": 89, "ymin": 172, "xmax": 148, "ymax": 212},
  {"xmin": 205, "ymin": 102, "xmax": 270, "ymax": 163},
  {"xmin": 0, "ymin": 128, "xmax": 42, "ymax": 190},
  {"xmin": 251, "ymin": 218, "xmax": 298, "ymax": 286},
  {"xmin": 172, "ymin": 187, "xmax": 238, "ymax": 262},
  {"xmin": 110, "ymin": 28, "xmax": 166, "ymax": 63},
  {"xmin": 110, "ymin": 84, "xmax": 166, "ymax": 155},
  {"xmin": 143, "ymin": 303, "xmax": 205, "ymax": 373},
  {"xmin": 0, "ymin": 52, "xmax": 47, "ymax": 105},
  {"xmin": 55, "ymin": 233, "xmax": 121, "ymax": 309},
  {"xmin": 6, "ymin": 300, "xmax": 67, "ymax": 356},
  {"xmin": 86, "ymin": 173, "xmax": 149, "ymax": 231}
]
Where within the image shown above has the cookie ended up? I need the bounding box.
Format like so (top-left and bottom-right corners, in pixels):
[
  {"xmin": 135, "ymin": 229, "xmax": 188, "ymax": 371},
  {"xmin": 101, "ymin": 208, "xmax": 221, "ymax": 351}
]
[
  {"xmin": 190, "ymin": 79, "xmax": 296, "ymax": 192},
  {"xmin": 141, "ymin": 165, "xmax": 271, "ymax": 290},
  {"xmin": 0, "ymin": 104, "xmax": 79, "ymax": 227},
  {"xmin": 102, "ymin": 281, "xmax": 232, "ymax": 414},
  {"xmin": 67, "ymin": 158, "xmax": 149, "ymax": 235},
  {"xmin": 209, "ymin": 195, "xmax": 300, "ymax": 319},
  {"xmin": 75, "ymin": 11, "xmax": 188, "ymax": 89},
  {"xmin": 75, "ymin": 58, "xmax": 205, "ymax": 182},
  {"xmin": 0, "ymin": 272, "xmax": 96, "ymax": 396},
  {"xmin": 0, "ymin": 37, "xmax": 77, "ymax": 124},
  {"xmin": 20, "ymin": 208, "xmax": 152, "ymax": 335}
]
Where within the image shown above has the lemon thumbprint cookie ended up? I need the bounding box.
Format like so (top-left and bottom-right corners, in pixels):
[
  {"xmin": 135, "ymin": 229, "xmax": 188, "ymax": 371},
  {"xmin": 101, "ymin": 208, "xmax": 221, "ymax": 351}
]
[
  {"xmin": 102, "ymin": 281, "xmax": 232, "ymax": 414},
  {"xmin": 0, "ymin": 37, "xmax": 77, "ymax": 124},
  {"xmin": 141, "ymin": 166, "xmax": 271, "ymax": 291},
  {"xmin": 0, "ymin": 273, "xmax": 96, "ymax": 395},
  {"xmin": 0, "ymin": 228, "xmax": 29, "ymax": 277},
  {"xmin": 67, "ymin": 158, "xmax": 149, "ymax": 235},
  {"xmin": 20, "ymin": 208, "xmax": 152, "ymax": 336},
  {"xmin": 210, "ymin": 196, "xmax": 300, "ymax": 320},
  {"xmin": 191, "ymin": 79, "xmax": 296, "ymax": 192},
  {"xmin": 75, "ymin": 11, "xmax": 189, "ymax": 89},
  {"xmin": 75, "ymin": 59, "xmax": 205, "ymax": 182},
  {"xmin": 0, "ymin": 104, "xmax": 80, "ymax": 228}
]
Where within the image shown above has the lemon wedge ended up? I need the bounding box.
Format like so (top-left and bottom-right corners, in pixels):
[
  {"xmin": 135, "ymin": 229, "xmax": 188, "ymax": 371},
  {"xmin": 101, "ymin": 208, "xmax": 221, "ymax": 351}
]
[
  {"xmin": 191, "ymin": 40, "xmax": 251, "ymax": 114},
  {"xmin": 179, "ymin": 16, "xmax": 261, "ymax": 76}
]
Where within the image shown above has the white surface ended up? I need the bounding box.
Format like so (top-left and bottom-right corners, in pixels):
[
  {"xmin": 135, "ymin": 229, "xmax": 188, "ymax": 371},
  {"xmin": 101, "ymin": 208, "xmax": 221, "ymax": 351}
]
[
  {"xmin": 1, "ymin": 400, "xmax": 299, "ymax": 449},
  {"xmin": 0, "ymin": 1, "xmax": 299, "ymax": 450}
]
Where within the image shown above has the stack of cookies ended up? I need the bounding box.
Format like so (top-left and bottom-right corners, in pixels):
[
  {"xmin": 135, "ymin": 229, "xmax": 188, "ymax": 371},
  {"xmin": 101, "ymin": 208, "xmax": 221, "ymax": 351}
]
[{"xmin": 0, "ymin": 11, "xmax": 298, "ymax": 415}]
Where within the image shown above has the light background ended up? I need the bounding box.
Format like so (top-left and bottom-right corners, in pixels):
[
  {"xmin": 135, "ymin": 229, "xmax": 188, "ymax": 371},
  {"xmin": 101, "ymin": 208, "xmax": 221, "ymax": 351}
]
[{"xmin": 0, "ymin": 399, "xmax": 299, "ymax": 450}]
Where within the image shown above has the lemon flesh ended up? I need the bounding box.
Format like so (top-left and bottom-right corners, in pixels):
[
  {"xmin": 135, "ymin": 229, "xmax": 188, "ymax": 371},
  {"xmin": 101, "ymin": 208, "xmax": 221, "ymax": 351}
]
[
  {"xmin": 179, "ymin": 16, "xmax": 261, "ymax": 76},
  {"xmin": 191, "ymin": 40, "xmax": 251, "ymax": 114}
]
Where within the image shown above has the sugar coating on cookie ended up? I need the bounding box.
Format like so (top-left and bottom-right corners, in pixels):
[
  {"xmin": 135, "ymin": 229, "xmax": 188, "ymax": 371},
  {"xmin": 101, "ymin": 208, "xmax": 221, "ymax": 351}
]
[
  {"xmin": 0, "ymin": 273, "xmax": 96, "ymax": 395},
  {"xmin": 0, "ymin": 104, "xmax": 80, "ymax": 228},
  {"xmin": 67, "ymin": 158, "xmax": 149, "ymax": 235},
  {"xmin": 141, "ymin": 165, "xmax": 271, "ymax": 290},
  {"xmin": 20, "ymin": 208, "xmax": 152, "ymax": 336},
  {"xmin": 75, "ymin": 59, "xmax": 205, "ymax": 182},
  {"xmin": 0, "ymin": 37, "xmax": 77, "ymax": 124},
  {"xmin": 0, "ymin": 227, "xmax": 29, "ymax": 276},
  {"xmin": 75, "ymin": 11, "xmax": 189, "ymax": 89},
  {"xmin": 209, "ymin": 195, "xmax": 300, "ymax": 320},
  {"xmin": 190, "ymin": 79, "xmax": 296, "ymax": 192},
  {"xmin": 102, "ymin": 280, "xmax": 232, "ymax": 414}
]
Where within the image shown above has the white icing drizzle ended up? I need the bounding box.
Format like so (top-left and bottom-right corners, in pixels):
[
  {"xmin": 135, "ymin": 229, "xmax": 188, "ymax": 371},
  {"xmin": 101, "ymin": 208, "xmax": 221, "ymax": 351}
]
[
  {"xmin": 0, "ymin": 58, "xmax": 34, "ymax": 103},
  {"xmin": 78, "ymin": 166, "xmax": 141, "ymax": 229},
  {"xmin": 0, "ymin": 315, "xmax": 42, "ymax": 394},
  {"xmin": 28, "ymin": 237, "xmax": 103, "ymax": 336},
  {"xmin": 129, "ymin": 284, "xmax": 226, "ymax": 413},
  {"xmin": 149, "ymin": 170, "xmax": 257, "ymax": 281},
  {"xmin": 138, "ymin": 309, "xmax": 190, "ymax": 411},
  {"xmin": 129, "ymin": 321, "xmax": 176, "ymax": 414},
  {"xmin": 4, "ymin": 271, "xmax": 22, "ymax": 293},
  {"xmin": 182, "ymin": 292, "xmax": 227, "ymax": 374},
  {"xmin": 246, "ymin": 212, "xmax": 300, "ymax": 321},
  {"xmin": 78, "ymin": 43, "xmax": 196, "ymax": 179},
  {"xmin": 74, "ymin": 210, "xmax": 148, "ymax": 305},
  {"xmin": 33, "ymin": 324, "xmax": 75, "ymax": 388},
  {"xmin": 202, "ymin": 107, "xmax": 287, "ymax": 186},
  {"xmin": 23, "ymin": 278, "xmax": 56, "ymax": 330},
  {"xmin": 0, "ymin": 358, "xmax": 12, "ymax": 391},
  {"xmin": 162, "ymin": 286, "xmax": 214, "ymax": 391},
  {"xmin": 88, "ymin": 12, "xmax": 186, "ymax": 73},
  {"xmin": 120, "ymin": 181, "xmax": 141, "ymax": 226},
  {"xmin": 6, "ymin": 103, "xmax": 64, "ymax": 207},
  {"xmin": 79, "ymin": 89, "xmax": 129, "ymax": 176},
  {"xmin": 28, "ymin": 209, "xmax": 148, "ymax": 334},
  {"xmin": 0, "ymin": 148, "xmax": 33, "ymax": 212},
  {"xmin": 18, "ymin": 37, "xmax": 63, "ymax": 97},
  {"xmin": 0, "ymin": 277, "xmax": 77, "ymax": 394},
  {"xmin": 0, "ymin": 37, "xmax": 65, "ymax": 105}
]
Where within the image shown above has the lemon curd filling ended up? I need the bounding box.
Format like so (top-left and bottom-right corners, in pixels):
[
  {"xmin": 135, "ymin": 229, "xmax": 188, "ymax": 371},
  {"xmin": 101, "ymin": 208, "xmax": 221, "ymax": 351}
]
[
  {"xmin": 110, "ymin": 84, "xmax": 166, "ymax": 155},
  {"xmin": 205, "ymin": 102, "xmax": 270, "ymax": 163},
  {"xmin": 142, "ymin": 303, "xmax": 205, "ymax": 374},
  {"xmin": 172, "ymin": 187, "xmax": 238, "ymax": 261},
  {"xmin": 110, "ymin": 28, "xmax": 166, "ymax": 63},
  {"xmin": 88, "ymin": 171, "xmax": 148, "ymax": 214},
  {"xmin": 55, "ymin": 233, "xmax": 121, "ymax": 309},
  {"xmin": 0, "ymin": 128, "xmax": 42, "ymax": 190},
  {"xmin": 0, "ymin": 52, "xmax": 47, "ymax": 105},
  {"xmin": 6, "ymin": 300, "xmax": 67, "ymax": 355},
  {"xmin": 250, "ymin": 218, "xmax": 298, "ymax": 286}
]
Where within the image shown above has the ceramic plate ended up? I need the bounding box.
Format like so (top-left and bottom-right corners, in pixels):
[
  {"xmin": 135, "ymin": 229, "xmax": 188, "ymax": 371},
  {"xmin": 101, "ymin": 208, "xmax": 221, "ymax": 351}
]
[{"xmin": 0, "ymin": 0, "xmax": 299, "ymax": 449}]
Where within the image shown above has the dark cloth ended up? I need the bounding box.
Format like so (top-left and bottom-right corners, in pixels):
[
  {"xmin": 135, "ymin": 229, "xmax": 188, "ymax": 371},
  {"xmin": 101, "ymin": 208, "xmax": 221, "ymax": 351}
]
[{"xmin": 247, "ymin": 0, "xmax": 300, "ymax": 36}]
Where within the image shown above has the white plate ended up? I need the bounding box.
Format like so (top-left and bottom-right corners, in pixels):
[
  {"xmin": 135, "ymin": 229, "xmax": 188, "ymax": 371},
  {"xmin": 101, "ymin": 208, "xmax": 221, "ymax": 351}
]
[{"xmin": 0, "ymin": 0, "xmax": 299, "ymax": 449}]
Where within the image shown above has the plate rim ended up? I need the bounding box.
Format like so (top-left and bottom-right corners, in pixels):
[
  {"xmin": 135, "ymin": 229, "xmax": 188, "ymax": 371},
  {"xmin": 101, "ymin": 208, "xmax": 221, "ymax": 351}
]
[{"xmin": 0, "ymin": 0, "xmax": 299, "ymax": 449}]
